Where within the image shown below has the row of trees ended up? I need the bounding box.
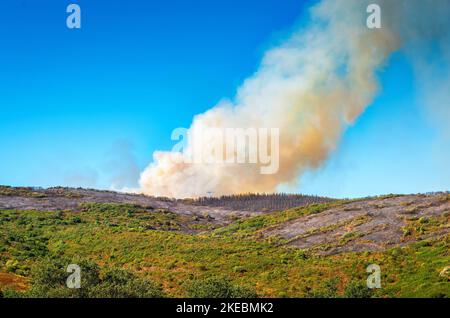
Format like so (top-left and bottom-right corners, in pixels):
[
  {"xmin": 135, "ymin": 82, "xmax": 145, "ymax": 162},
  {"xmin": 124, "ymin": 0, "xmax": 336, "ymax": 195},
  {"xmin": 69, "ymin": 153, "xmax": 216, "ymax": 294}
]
[{"xmin": 188, "ymin": 193, "xmax": 334, "ymax": 212}]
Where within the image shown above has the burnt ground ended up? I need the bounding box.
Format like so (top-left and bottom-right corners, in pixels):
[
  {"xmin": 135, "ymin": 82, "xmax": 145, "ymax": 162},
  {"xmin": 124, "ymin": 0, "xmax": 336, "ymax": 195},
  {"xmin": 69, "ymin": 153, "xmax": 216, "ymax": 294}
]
[
  {"xmin": 0, "ymin": 186, "xmax": 258, "ymax": 228},
  {"xmin": 263, "ymin": 193, "xmax": 450, "ymax": 255}
]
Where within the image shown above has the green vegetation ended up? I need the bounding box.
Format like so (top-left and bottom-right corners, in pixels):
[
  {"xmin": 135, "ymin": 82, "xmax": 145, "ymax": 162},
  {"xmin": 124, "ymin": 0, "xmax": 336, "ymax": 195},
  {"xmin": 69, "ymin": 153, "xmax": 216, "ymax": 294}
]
[
  {"xmin": 185, "ymin": 276, "xmax": 257, "ymax": 298},
  {"xmin": 0, "ymin": 186, "xmax": 46, "ymax": 198},
  {"xmin": 0, "ymin": 186, "xmax": 83, "ymax": 199},
  {"xmin": 214, "ymin": 203, "xmax": 332, "ymax": 238},
  {"xmin": 401, "ymin": 214, "xmax": 449, "ymax": 241},
  {"xmin": 3, "ymin": 257, "xmax": 164, "ymax": 298},
  {"xmin": 304, "ymin": 278, "xmax": 373, "ymax": 298},
  {"xmin": 78, "ymin": 203, "xmax": 188, "ymax": 232},
  {"xmin": 0, "ymin": 202, "xmax": 448, "ymax": 298}
]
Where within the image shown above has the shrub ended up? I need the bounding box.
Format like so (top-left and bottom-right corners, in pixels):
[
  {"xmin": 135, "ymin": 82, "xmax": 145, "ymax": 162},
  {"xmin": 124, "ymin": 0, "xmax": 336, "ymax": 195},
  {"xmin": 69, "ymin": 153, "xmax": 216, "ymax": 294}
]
[
  {"xmin": 89, "ymin": 268, "xmax": 164, "ymax": 298},
  {"xmin": 419, "ymin": 217, "xmax": 429, "ymax": 224},
  {"xmin": 343, "ymin": 280, "xmax": 373, "ymax": 298},
  {"xmin": 25, "ymin": 257, "xmax": 99, "ymax": 298},
  {"xmin": 71, "ymin": 216, "xmax": 82, "ymax": 224},
  {"xmin": 5, "ymin": 259, "xmax": 20, "ymax": 273},
  {"xmin": 307, "ymin": 279, "xmax": 374, "ymax": 298},
  {"xmin": 185, "ymin": 276, "xmax": 257, "ymax": 298},
  {"xmin": 13, "ymin": 257, "xmax": 164, "ymax": 298},
  {"xmin": 402, "ymin": 227, "xmax": 412, "ymax": 237}
]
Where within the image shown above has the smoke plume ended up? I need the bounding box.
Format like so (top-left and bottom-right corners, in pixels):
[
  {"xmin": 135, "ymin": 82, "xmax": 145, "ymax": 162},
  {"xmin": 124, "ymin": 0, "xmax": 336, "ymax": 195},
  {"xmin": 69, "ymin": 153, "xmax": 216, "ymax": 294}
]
[{"xmin": 139, "ymin": 0, "xmax": 450, "ymax": 198}]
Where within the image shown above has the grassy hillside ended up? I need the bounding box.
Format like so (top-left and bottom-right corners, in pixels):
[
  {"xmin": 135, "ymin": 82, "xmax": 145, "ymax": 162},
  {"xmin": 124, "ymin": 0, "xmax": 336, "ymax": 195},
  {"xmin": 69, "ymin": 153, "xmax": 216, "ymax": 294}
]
[{"xmin": 0, "ymin": 196, "xmax": 449, "ymax": 298}]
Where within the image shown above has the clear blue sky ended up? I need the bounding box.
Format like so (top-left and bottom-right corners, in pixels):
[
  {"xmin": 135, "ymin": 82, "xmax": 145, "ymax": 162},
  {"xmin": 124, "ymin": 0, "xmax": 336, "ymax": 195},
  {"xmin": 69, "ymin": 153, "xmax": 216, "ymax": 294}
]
[{"xmin": 0, "ymin": 0, "xmax": 449, "ymax": 197}]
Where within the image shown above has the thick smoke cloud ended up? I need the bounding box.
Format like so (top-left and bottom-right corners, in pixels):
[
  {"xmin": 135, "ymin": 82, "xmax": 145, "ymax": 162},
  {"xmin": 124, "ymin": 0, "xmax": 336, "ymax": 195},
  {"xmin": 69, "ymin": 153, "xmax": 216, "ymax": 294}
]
[{"xmin": 139, "ymin": 0, "xmax": 450, "ymax": 198}]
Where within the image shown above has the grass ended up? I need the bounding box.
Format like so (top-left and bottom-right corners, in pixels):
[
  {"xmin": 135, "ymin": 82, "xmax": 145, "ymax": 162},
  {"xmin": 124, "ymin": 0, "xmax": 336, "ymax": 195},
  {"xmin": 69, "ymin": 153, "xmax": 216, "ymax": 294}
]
[
  {"xmin": 0, "ymin": 202, "xmax": 448, "ymax": 298},
  {"xmin": 0, "ymin": 186, "xmax": 46, "ymax": 198},
  {"xmin": 401, "ymin": 214, "xmax": 449, "ymax": 241}
]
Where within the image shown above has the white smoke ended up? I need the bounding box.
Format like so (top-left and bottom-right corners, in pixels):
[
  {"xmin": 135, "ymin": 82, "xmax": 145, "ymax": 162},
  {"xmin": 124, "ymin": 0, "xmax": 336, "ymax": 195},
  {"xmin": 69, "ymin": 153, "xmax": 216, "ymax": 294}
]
[{"xmin": 138, "ymin": 0, "xmax": 450, "ymax": 198}]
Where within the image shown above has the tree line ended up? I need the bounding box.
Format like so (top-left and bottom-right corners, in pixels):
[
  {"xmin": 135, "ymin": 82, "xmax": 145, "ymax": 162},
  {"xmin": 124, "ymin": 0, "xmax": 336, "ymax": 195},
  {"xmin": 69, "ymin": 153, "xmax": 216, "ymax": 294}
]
[{"xmin": 186, "ymin": 193, "xmax": 334, "ymax": 212}]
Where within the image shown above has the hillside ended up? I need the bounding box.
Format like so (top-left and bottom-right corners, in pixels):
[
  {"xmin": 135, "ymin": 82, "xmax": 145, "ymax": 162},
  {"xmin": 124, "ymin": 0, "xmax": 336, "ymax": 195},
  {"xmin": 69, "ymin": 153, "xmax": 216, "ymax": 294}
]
[{"xmin": 0, "ymin": 186, "xmax": 448, "ymax": 298}]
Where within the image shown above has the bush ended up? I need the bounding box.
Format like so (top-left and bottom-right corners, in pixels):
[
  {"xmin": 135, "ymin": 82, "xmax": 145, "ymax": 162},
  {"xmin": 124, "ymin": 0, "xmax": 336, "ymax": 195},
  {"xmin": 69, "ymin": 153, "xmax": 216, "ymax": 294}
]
[
  {"xmin": 71, "ymin": 216, "xmax": 82, "ymax": 224},
  {"xmin": 343, "ymin": 280, "xmax": 373, "ymax": 298},
  {"xmin": 89, "ymin": 268, "xmax": 164, "ymax": 298},
  {"xmin": 5, "ymin": 259, "xmax": 20, "ymax": 273},
  {"xmin": 185, "ymin": 276, "xmax": 257, "ymax": 298},
  {"xmin": 11, "ymin": 257, "xmax": 164, "ymax": 298},
  {"xmin": 26, "ymin": 257, "xmax": 99, "ymax": 298},
  {"xmin": 307, "ymin": 279, "xmax": 373, "ymax": 298}
]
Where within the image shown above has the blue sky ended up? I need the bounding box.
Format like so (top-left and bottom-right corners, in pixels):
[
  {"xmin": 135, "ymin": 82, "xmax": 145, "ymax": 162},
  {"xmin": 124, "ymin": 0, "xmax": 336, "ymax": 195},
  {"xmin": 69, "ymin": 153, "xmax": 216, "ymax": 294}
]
[{"xmin": 0, "ymin": 0, "xmax": 449, "ymax": 197}]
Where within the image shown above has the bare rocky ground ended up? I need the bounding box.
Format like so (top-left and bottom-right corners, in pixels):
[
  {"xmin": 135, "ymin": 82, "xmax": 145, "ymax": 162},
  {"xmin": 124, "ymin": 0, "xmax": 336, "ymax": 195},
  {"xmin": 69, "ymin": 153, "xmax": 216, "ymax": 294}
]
[
  {"xmin": 1, "ymin": 186, "xmax": 449, "ymax": 254},
  {"xmin": 264, "ymin": 193, "xmax": 450, "ymax": 255},
  {"xmin": 0, "ymin": 186, "xmax": 260, "ymax": 227}
]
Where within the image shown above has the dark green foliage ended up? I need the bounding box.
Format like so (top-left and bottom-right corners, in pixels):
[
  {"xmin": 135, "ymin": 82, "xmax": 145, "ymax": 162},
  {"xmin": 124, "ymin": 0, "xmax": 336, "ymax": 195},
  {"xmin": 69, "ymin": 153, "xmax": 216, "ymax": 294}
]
[
  {"xmin": 20, "ymin": 257, "xmax": 164, "ymax": 298},
  {"xmin": 0, "ymin": 289, "xmax": 23, "ymax": 298},
  {"xmin": 307, "ymin": 279, "xmax": 373, "ymax": 298},
  {"xmin": 185, "ymin": 276, "xmax": 257, "ymax": 298},
  {"xmin": 188, "ymin": 193, "xmax": 333, "ymax": 212},
  {"xmin": 89, "ymin": 268, "xmax": 164, "ymax": 298},
  {"xmin": 71, "ymin": 216, "xmax": 82, "ymax": 224},
  {"xmin": 24, "ymin": 257, "xmax": 98, "ymax": 298},
  {"xmin": 343, "ymin": 280, "xmax": 373, "ymax": 298}
]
